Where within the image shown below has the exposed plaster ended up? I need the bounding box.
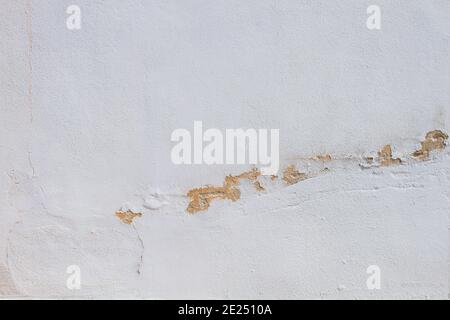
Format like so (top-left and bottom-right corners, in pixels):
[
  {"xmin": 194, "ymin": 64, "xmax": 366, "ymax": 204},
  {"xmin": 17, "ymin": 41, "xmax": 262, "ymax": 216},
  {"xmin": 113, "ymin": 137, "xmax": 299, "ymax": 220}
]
[
  {"xmin": 412, "ymin": 130, "xmax": 448, "ymax": 160},
  {"xmin": 282, "ymin": 165, "xmax": 308, "ymax": 185},
  {"xmin": 186, "ymin": 168, "xmax": 261, "ymax": 214},
  {"xmin": 253, "ymin": 181, "xmax": 265, "ymax": 192},
  {"xmin": 378, "ymin": 145, "xmax": 402, "ymax": 167},
  {"xmin": 115, "ymin": 210, "xmax": 142, "ymax": 225},
  {"xmin": 315, "ymin": 154, "xmax": 332, "ymax": 161}
]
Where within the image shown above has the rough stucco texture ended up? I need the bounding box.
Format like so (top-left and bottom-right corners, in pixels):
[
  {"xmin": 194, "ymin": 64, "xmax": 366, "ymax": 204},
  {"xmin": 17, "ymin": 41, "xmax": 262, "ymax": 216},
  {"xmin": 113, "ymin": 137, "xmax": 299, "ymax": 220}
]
[{"xmin": 1, "ymin": 0, "xmax": 449, "ymax": 299}]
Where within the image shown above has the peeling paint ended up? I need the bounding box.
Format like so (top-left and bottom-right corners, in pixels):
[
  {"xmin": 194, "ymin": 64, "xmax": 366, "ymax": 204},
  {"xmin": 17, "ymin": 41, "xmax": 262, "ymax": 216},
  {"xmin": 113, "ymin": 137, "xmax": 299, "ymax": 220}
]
[
  {"xmin": 378, "ymin": 145, "xmax": 402, "ymax": 167},
  {"xmin": 186, "ymin": 168, "xmax": 260, "ymax": 213},
  {"xmin": 412, "ymin": 130, "xmax": 448, "ymax": 160},
  {"xmin": 254, "ymin": 181, "xmax": 265, "ymax": 192},
  {"xmin": 315, "ymin": 154, "xmax": 332, "ymax": 161},
  {"xmin": 282, "ymin": 165, "xmax": 307, "ymax": 185},
  {"xmin": 115, "ymin": 130, "xmax": 449, "ymax": 216},
  {"xmin": 181, "ymin": 130, "xmax": 448, "ymax": 214},
  {"xmin": 181, "ymin": 130, "xmax": 448, "ymax": 213},
  {"xmin": 115, "ymin": 210, "xmax": 142, "ymax": 224}
]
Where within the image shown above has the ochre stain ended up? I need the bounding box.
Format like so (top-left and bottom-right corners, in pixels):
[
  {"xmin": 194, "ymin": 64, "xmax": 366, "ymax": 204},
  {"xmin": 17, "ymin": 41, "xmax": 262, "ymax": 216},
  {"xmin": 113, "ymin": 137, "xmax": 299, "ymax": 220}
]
[
  {"xmin": 186, "ymin": 168, "xmax": 260, "ymax": 214},
  {"xmin": 378, "ymin": 145, "xmax": 402, "ymax": 166},
  {"xmin": 412, "ymin": 130, "xmax": 448, "ymax": 160},
  {"xmin": 270, "ymin": 175, "xmax": 278, "ymax": 181},
  {"xmin": 282, "ymin": 165, "xmax": 307, "ymax": 185},
  {"xmin": 116, "ymin": 210, "xmax": 142, "ymax": 224}
]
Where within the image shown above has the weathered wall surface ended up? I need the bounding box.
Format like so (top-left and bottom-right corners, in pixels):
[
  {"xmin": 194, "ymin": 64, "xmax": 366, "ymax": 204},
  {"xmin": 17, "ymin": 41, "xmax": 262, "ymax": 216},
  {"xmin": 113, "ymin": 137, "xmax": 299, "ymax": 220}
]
[{"xmin": 0, "ymin": 0, "xmax": 449, "ymax": 299}]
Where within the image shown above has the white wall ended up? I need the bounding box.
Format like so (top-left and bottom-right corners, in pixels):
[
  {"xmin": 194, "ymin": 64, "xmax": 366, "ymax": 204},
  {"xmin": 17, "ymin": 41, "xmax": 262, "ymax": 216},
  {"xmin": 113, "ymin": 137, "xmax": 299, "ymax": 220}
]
[{"xmin": 0, "ymin": 0, "xmax": 449, "ymax": 299}]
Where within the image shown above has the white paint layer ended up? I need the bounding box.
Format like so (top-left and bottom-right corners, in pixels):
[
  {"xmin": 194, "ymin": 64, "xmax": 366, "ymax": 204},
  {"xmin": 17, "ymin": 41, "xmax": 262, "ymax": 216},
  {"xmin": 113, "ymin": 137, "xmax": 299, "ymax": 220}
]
[{"xmin": 1, "ymin": 0, "xmax": 449, "ymax": 299}]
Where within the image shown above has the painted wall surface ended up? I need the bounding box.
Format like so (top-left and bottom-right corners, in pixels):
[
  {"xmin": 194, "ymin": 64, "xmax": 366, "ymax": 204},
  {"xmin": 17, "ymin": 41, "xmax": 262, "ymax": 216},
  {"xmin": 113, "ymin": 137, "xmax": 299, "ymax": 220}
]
[{"xmin": 0, "ymin": 0, "xmax": 449, "ymax": 298}]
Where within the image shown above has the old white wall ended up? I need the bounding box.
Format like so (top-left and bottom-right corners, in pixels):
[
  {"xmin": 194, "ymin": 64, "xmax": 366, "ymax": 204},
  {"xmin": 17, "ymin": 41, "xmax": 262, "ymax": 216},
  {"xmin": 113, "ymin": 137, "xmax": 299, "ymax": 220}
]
[{"xmin": 1, "ymin": 0, "xmax": 449, "ymax": 299}]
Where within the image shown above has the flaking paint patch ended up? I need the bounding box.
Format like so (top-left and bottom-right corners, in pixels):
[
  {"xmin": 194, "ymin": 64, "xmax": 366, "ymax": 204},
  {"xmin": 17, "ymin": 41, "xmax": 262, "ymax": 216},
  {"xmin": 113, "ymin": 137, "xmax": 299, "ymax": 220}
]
[
  {"xmin": 315, "ymin": 154, "xmax": 332, "ymax": 161},
  {"xmin": 282, "ymin": 165, "xmax": 307, "ymax": 185},
  {"xmin": 254, "ymin": 181, "xmax": 265, "ymax": 192},
  {"xmin": 378, "ymin": 145, "xmax": 402, "ymax": 167},
  {"xmin": 115, "ymin": 130, "xmax": 448, "ymax": 216},
  {"xmin": 116, "ymin": 210, "xmax": 142, "ymax": 224},
  {"xmin": 412, "ymin": 130, "xmax": 448, "ymax": 160},
  {"xmin": 186, "ymin": 168, "xmax": 261, "ymax": 213},
  {"xmin": 182, "ymin": 130, "xmax": 448, "ymax": 214}
]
